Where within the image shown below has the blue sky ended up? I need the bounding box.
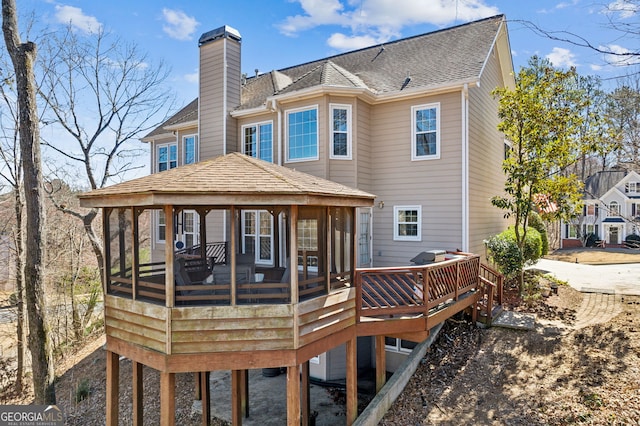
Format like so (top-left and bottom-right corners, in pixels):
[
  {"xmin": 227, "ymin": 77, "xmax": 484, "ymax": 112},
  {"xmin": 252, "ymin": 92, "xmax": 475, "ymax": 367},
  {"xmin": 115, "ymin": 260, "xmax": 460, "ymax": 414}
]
[{"xmin": 19, "ymin": 0, "xmax": 639, "ymax": 110}]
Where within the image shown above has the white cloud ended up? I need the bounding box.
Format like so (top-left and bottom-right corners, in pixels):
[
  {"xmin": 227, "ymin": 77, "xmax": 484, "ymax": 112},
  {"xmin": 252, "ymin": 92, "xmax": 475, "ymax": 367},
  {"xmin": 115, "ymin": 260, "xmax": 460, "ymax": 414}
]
[
  {"xmin": 590, "ymin": 63, "xmax": 603, "ymax": 71},
  {"xmin": 278, "ymin": 0, "xmax": 499, "ymax": 50},
  {"xmin": 601, "ymin": 44, "xmax": 640, "ymax": 66},
  {"xmin": 184, "ymin": 69, "xmax": 199, "ymax": 84},
  {"xmin": 546, "ymin": 47, "xmax": 578, "ymax": 67},
  {"xmin": 162, "ymin": 8, "xmax": 199, "ymax": 41},
  {"xmin": 327, "ymin": 33, "xmax": 380, "ymax": 50},
  {"xmin": 54, "ymin": 5, "xmax": 102, "ymax": 34},
  {"xmin": 605, "ymin": 0, "xmax": 639, "ymax": 19}
]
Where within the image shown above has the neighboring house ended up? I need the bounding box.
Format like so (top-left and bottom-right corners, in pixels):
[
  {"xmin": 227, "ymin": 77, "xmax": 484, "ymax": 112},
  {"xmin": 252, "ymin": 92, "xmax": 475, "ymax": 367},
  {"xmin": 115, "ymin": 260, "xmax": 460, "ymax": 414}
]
[
  {"xmin": 141, "ymin": 15, "xmax": 513, "ymax": 376},
  {"xmin": 0, "ymin": 235, "xmax": 15, "ymax": 292},
  {"xmin": 562, "ymin": 168, "xmax": 640, "ymax": 248}
]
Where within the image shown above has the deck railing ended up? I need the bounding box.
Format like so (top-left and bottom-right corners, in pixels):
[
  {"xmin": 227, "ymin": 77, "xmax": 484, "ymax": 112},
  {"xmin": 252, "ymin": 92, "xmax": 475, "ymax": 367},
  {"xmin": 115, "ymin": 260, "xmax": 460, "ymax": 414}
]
[{"xmin": 355, "ymin": 255, "xmax": 481, "ymax": 321}]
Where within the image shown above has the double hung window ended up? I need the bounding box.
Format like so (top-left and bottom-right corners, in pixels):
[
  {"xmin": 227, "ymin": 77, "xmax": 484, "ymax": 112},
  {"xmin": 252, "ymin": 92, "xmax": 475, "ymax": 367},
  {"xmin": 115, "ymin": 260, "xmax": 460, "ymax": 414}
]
[
  {"xmin": 157, "ymin": 143, "xmax": 177, "ymax": 172},
  {"xmin": 243, "ymin": 122, "xmax": 273, "ymax": 162},
  {"xmin": 183, "ymin": 135, "xmax": 198, "ymax": 165},
  {"xmin": 411, "ymin": 103, "xmax": 440, "ymax": 160},
  {"xmin": 330, "ymin": 104, "xmax": 351, "ymax": 159},
  {"xmin": 393, "ymin": 206, "xmax": 421, "ymax": 241}
]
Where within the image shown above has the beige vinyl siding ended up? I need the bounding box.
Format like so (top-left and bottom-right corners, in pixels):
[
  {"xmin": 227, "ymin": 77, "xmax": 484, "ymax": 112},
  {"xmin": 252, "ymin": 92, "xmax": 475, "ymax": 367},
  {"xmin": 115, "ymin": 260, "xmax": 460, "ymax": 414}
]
[
  {"xmin": 280, "ymin": 98, "xmax": 327, "ymax": 179},
  {"xmin": 467, "ymin": 46, "xmax": 511, "ymax": 257},
  {"xmin": 199, "ymin": 38, "xmax": 241, "ymax": 160},
  {"xmin": 370, "ymin": 92, "xmax": 463, "ymax": 267},
  {"xmin": 355, "ymin": 99, "xmax": 372, "ymax": 193}
]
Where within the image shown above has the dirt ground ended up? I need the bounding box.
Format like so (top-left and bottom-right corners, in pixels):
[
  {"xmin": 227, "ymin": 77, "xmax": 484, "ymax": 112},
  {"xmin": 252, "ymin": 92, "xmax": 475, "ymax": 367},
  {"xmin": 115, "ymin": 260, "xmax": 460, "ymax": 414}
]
[
  {"xmin": 545, "ymin": 246, "xmax": 640, "ymax": 265},
  {"xmin": 2, "ymin": 248, "xmax": 639, "ymax": 424}
]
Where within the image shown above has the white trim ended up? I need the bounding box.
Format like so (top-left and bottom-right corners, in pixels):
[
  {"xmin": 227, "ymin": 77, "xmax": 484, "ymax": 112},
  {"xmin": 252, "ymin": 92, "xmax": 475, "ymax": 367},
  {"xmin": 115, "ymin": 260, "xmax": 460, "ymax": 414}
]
[
  {"xmin": 156, "ymin": 141, "xmax": 178, "ymax": 172},
  {"xmin": 164, "ymin": 120, "xmax": 199, "ymax": 131},
  {"xmin": 393, "ymin": 205, "xmax": 422, "ymax": 241},
  {"xmin": 222, "ymin": 37, "xmax": 228, "ymax": 155},
  {"xmin": 285, "ymin": 105, "xmax": 319, "ymax": 163},
  {"xmin": 155, "ymin": 210, "xmax": 167, "ymax": 244},
  {"xmin": 461, "ymin": 85, "xmax": 469, "ymax": 252},
  {"xmin": 411, "ymin": 103, "xmax": 441, "ymax": 161},
  {"xmin": 241, "ymin": 120, "xmax": 274, "ymax": 162},
  {"xmin": 182, "ymin": 134, "xmax": 199, "ymax": 165},
  {"xmin": 329, "ymin": 103, "xmax": 352, "ymax": 160}
]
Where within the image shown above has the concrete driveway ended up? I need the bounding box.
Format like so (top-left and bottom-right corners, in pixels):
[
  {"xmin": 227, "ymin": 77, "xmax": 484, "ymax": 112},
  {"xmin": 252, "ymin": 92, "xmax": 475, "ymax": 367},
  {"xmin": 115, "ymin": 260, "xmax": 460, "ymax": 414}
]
[{"xmin": 532, "ymin": 258, "xmax": 640, "ymax": 296}]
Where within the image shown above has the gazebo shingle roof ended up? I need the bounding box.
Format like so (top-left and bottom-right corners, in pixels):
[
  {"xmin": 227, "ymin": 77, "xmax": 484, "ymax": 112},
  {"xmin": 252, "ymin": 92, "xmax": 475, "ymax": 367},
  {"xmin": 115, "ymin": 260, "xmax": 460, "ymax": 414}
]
[{"xmin": 79, "ymin": 153, "xmax": 375, "ymax": 208}]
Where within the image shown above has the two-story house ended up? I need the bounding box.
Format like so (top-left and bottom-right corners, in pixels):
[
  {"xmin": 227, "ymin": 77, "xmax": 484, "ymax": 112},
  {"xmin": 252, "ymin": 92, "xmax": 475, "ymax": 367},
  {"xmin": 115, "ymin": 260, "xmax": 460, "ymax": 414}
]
[
  {"xmin": 563, "ymin": 168, "xmax": 640, "ymax": 247},
  {"xmin": 142, "ymin": 14, "xmax": 513, "ymax": 274}
]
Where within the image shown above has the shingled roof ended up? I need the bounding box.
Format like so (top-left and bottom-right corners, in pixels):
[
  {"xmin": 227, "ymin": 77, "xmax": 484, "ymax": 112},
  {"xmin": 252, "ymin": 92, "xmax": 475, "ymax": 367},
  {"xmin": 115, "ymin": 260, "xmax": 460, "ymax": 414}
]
[
  {"xmin": 145, "ymin": 15, "xmax": 508, "ymax": 135},
  {"xmin": 79, "ymin": 153, "xmax": 375, "ymax": 208},
  {"xmin": 583, "ymin": 169, "xmax": 629, "ymax": 199}
]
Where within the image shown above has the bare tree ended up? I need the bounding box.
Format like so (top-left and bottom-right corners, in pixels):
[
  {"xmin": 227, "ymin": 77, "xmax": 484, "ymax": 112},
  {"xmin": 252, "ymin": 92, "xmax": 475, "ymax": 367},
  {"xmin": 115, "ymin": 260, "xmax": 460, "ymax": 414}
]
[
  {"xmin": 608, "ymin": 75, "xmax": 640, "ymax": 171},
  {"xmin": 2, "ymin": 0, "xmax": 55, "ymax": 404},
  {"xmin": 37, "ymin": 26, "xmax": 173, "ymax": 281},
  {"xmin": 517, "ymin": 1, "xmax": 640, "ymax": 67},
  {"xmin": 0, "ymin": 59, "xmax": 26, "ymax": 394}
]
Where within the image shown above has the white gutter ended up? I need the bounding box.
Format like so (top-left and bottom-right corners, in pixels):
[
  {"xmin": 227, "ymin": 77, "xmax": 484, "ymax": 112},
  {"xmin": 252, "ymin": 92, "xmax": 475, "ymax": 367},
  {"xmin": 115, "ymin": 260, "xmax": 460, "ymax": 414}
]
[
  {"xmin": 271, "ymin": 99, "xmax": 282, "ymax": 166},
  {"xmin": 461, "ymin": 84, "xmax": 470, "ymax": 252},
  {"xmin": 164, "ymin": 120, "xmax": 199, "ymax": 131},
  {"xmin": 222, "ymin": 37, "xmax": 228, "ymax": 155}
]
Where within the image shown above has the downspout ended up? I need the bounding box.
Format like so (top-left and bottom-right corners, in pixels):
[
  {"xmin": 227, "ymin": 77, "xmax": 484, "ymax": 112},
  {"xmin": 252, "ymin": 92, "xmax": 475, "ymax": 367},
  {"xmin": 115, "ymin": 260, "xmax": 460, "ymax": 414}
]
[
  {"xmin": 271, "ymin": 98, "xmax": 282, "ymax": 165},
  {"xmin": 461, "ymin": 84, "xmax": 470, "ymax": 252}
]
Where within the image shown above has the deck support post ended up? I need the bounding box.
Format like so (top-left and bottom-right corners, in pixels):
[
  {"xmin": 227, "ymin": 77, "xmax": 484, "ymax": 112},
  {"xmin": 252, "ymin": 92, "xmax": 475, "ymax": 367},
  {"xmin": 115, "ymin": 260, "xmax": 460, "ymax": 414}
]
[
  {"xmin": 375, "ymin": 335, "xmax": 386, "ymax": 392},
  {"xmin": 240, "ymin": 369, "xmax": 249, "ymax": 418},
  {"xmin": 231, "ymin": 370, "xmax": 243, "ymax": 425},
  {"xmin": 286, "ymin": 364, "xmax": 301, "ymax": 426},
  {"xmin": 160, "ymin": 372, "xmax": 176, "ymax": 426},
  {"xmin": 346, "ymin": 337, "xmax": 358, "ymax": 425},
  {"xmin": 132, "ymin": 361, "xmax": 143, "ymax": 426},
  {"xmin": 301, "ymin": 361, "xmax": 310, "ymax": 426},
  {"xmin": 200, "ymin": 371, "xmax": 211, "ymax": 426},
  {"xmin": 106, "ymin": 350, "xmax": 119, "ymax": 426}
]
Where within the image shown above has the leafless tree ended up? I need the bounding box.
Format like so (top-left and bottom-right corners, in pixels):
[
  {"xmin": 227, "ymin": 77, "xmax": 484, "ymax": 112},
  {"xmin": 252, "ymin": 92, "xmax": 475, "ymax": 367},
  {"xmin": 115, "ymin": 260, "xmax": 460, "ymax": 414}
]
[
  {"xmin": 2, "ymin": 0, "xmax": 55, "ymax": 404},
  {"xmin": 0, "ymin": 57, "xmax": 26, "ymax": 394},
  {"xmin": 36, "ymin": 26, "xmax": 173, "ymax": 282},
  {"xmin": 517, "ymin": 1, "xmax": 640, "ymax": 67},
  {"xmin": 607, "ymin": 75, "xmax": 640, "ymax": 171}
]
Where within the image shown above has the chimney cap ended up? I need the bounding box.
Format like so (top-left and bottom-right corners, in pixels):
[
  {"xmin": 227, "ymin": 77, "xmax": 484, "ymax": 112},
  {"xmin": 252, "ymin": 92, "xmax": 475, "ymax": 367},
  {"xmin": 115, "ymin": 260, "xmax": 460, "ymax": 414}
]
[{"xmin": 199, "ymin": 25, "xmax": 241, "ymax": 46}]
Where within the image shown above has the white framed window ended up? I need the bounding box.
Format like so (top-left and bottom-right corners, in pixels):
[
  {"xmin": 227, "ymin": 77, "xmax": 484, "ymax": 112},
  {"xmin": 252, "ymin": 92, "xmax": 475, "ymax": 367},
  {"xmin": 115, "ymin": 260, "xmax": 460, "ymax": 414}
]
[
  {"xmin": 157, "ymin": 142, "xmax": 177, "ymax": 172},
  {"xmin": 625, "ymin": 181, "xmax": 638, "ymax": 193},
  {"xmin": 156, "ymin": 210, "xmax": 166, "ymax": 243},
  {"xmin": 394, "ymin": 206, "xmax": 421, "ymax": 241},
  {"xmin": 411, "ymin": 103, "xmax": 440, "ymax": 160},
  {"xmin": 609, "ymin": 201, "xmax": 620, "ymax": 216},
  {"xmin": 183, "ymin": 135, "xmax": 198, "ymax": 165},
  {"xmin": 286, "ymin": 106, "xmax": 318, "ymax": 162},
  {"xmin": 329, "ymin": 104, "xmax": 352, "ymax": 159},
  {"xmin": 242, "ymin": 210, "xmax": 273, "ymax": 265},
  {"xmin": 384, "ymin": 337, "xmax": 418, "ymax": 353},
  {"xmin": 242, "ymin": 121, "xmax": 273, "ymax": 162},
  {"xmin": 566, "ymin": 224, "xmax": 578, "ymax": 239}
]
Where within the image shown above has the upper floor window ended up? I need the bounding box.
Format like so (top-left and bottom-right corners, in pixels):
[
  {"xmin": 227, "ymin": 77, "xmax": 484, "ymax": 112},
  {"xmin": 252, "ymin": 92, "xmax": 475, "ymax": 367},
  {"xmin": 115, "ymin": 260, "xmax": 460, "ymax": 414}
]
[
  {"xmin": 330, "ymin": 104, "xmax": 352, "ymax": 159},
  {"xmin": 609, "ymin": 201, "xmax": 620, "ymax": 216},
  {"xmin": 626, "ymin": 181, "xmax": 639, "ymax": 193},
  {"xmin": 183, "ymin": 135, "xmax": 198, "ymax": 165},
  {"xmin": 584, "ymin": 203, "xmax": 596, "ymax": 217},
  {"xmin": 157, "ymin": 143, "xmax": 177, "ymax": 172},
  {"xmin": 156, "ymin": 210, "xmax": 166, "ymax": 243},
  {"xmin": 394, "ymin": 205, "xmax": 421, "ymax": 241},
  {"xmin": 286, "ymin": 106, "xmax": 318, "ymax": 162},
  {"xmin": 243, "ymin": 122, "xmax": 273, "ymax": 162},
  {"xmin": 411, "ymin": 103, "xmax": 440, "ymax": 160}
]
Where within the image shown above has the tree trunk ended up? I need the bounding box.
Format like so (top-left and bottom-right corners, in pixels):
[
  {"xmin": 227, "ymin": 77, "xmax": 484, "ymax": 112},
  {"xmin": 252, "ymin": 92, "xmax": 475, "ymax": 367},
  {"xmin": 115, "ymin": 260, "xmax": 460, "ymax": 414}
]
[
  {"xmin": 13, "ymin": 188, "xmax": 25, "ymax": 394},
  {"xmin": 2, "ymin": 0, "xmax": 55, "ymax": 404},
  {"xmin": 83, "ymin": 209, "xmax": 104, "ymax": 285}
]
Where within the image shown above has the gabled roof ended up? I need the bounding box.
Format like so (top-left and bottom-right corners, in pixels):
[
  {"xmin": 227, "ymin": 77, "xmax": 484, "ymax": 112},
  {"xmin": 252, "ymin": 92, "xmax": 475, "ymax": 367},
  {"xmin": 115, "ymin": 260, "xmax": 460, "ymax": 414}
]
[
  {"xmin": 145, "ymin": 15, "xmax": 510, "ymax": 135},
  {"xmin": 143, "ymin": 98, "xmax": 198, "ymax": 139},
  {"xmin": 79, "ymin": 153, "xmax": 375, "ymax": 208},
  {"xmin": 240, "ymin": 14, "xmax": 507, "ymax": 109},
  {"xmin": 583, "ymin": 169, "xmax": 629, "ymax": 199}
]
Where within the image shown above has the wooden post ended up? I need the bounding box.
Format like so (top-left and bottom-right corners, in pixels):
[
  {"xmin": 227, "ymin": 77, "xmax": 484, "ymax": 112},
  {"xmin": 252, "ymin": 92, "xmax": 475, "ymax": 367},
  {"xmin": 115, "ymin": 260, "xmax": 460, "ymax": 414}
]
[
  {"xmin": 346, "ymin": 337, "xmax": 358, "ymax": 425},
  {"xmin": 160, "ymin": 372, "xmax": 176, "ymax": 426},
  {"xmin": 165, "ymin": 205, "xmax": 175, "ymax": 308},
  {"xmin": 230, "ymin": 206, "xmax": 237, "ymax": 306},
  {"xmin": 240, "ymin": 369, "xmax": 249, "ymax": 418},
  {"xmin": 289, "ymin": 206, "xmax": 298, "ymax": 304},
  {"xmin": 132, "ymin": 208, "xmax": 140, "ymax": 300},
  {"xmin": 375, "ymin": 335, "xmax": 386, "ymax": 393},
  {"xmin": 286, "ymin": 365, "xmax": 301, "ymax": 426},
  {"xmin": 301, "ymin": 361, "xmax": 310, "ymax": 426},
  {"xmin": 132, "ymin": 361, "xmax": 143, "ymax": 426},
  {"xmin": 231, "ymin": 370, "xmax": 243, "ymax": 426},
  {"xmin": 200, "ymin": 371, "xmax": 211, "ymax": 426},
  {"xmin": 194, "ymin": 372, "xmax": 202, "ymax": 400},
  {"xmin": 106, "ymin": 351, "xmax": 119, "ymax": 426}
]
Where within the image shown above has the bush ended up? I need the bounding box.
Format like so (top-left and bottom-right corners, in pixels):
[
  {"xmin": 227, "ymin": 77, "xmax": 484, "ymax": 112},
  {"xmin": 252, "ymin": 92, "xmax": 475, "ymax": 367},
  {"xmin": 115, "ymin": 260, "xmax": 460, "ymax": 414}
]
[
  {"xmin": 626, "ymin": 233, "xmax": 640, "ymax": 243},
  {"xmin": 585, "ymin": 233, "xmax": 600, "ymax": 247},
  {"xmin": 485, "ymin": 227, "xmax": 542, "ymax": 278},
  {"xmin": 528, "ymin": 212, "xmax": 549, "ymax": 255}
]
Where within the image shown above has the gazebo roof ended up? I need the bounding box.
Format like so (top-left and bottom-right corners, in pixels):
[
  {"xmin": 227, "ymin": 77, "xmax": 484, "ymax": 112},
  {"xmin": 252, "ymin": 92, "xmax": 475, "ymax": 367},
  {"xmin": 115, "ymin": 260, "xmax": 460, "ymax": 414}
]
[{"xmin": 79, "ymin": 152, "xmax": 375, "ymax": 208}]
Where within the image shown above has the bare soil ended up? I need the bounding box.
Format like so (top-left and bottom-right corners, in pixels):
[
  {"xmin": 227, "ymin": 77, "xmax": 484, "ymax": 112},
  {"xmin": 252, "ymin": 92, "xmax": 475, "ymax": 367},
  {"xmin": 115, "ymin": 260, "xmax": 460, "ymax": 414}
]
[
  {"xmin": 2, "ymin": 248, "xmax": 639, "ymax": 424},
  {"xmin": 545, "ymin": 247, "xmax": 640, "ymax": 265}
]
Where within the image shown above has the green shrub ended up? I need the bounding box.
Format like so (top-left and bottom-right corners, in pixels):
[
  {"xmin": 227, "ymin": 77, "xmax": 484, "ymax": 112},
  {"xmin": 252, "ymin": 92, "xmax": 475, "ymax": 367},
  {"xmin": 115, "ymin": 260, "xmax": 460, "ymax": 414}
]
[
  {"xmin": 485, "ymin": 227, "xmax": 542, "ymax": 278},
  {"xmin": 528, "ymin": 212, "xmax": 549, "ymax": 255},
  {"xmin": 626, "ymin": 233, "xmax": 640, "ymax": 243},
  {"xmin": 75, "ymin": 378, "xmax": 91, "ymax": 402}
]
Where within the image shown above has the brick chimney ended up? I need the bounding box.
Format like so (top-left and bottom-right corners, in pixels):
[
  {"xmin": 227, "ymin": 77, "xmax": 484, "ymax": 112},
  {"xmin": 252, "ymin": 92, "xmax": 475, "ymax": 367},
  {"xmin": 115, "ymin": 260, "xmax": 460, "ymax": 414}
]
[{"xmin": 198, "ymin": 26, "xmax": 241, "ymax": 158}]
